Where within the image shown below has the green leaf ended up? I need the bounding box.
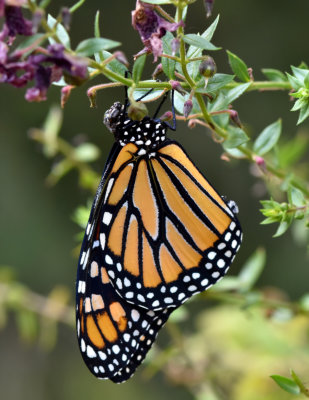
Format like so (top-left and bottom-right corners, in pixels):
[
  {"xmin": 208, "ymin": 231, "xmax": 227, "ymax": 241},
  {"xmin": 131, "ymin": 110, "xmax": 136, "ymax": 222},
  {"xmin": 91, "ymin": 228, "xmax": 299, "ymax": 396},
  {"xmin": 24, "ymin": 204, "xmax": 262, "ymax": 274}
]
[
  {"xmin": 303, "ymin": 72, "xmax": 309, "ymax": 89},
  {"xmin": 133, "ymin": 85, "xmax": 165, "ymax": 101},
  {"xmin": 101, "ymin": 50, "xmax": 127, "ymax": 80},
  {"xmin": 273, "ymin": 214, "xmax": 294, "ymax": 237},
  {"xmin": 132, "ymin": 54, "xmax": 146, "ymax": 83},
  {"xmin": 238, "ymin": 248, "xmax": 266, "ymax": 291},
  {"xmin": 183, "ymin": 34, "xmax": 220, "ymax": 51},
  {"xmin": 42, "ymin": 106, "xmax": 63, "ymax": 158},
  {"xmin": 278, "ymin": 133, "xmax": 309, "ymax": 168},
  {"xmin": 39, "ymin": 0, "xmax": 51, "ymax": 8},
  {"xmin": 47, "ymin": 159, "xmax": 74, "ymax": 186},
  {"xmin": 289, "ymin": 186, "xmax": 306, "ymax": 207},
  {"xmin": 291, "ymin": 98, "xmax": 306, "ymax": 112},
  {"xmin": 226, "ymin": 50, "xmax": 250, "ymax": 82},
  {"xmin": 74, "ymin": 143, "xmax": 100, "ymax": 162},
  {"xmin": 16, "ymin": 34, "xmax": 46, "ymax": 52},
  {"xmin": 197, "ymin": 73, "xmax": 234, "ymax": 94},
  {"xmin": 162, "ymin": 31, "xmax": 176, "ymax": 79},
  {"xmin": 253, "ymin": 119, "xmax": 282, "ymax": 155},
  {"xmin": 262, "ymin": 68, "xmax": 288, "ymax": 82},
  {"xmin": 76, "ymin": 38, "xmax": 120, "ymax": 57},
  {"xmin": 286, "ymin": 73, "xmax": 303, "ymax": 90},
  {"xmin": 270, "ymin": 375, "xmax": 301, "ymax": 395},
  {"xmin": 291, "ymin": 65, "xmax": 309, "ymax": 82},
  {"xmin": 47, "ymin": 14, "xmax": 71, "ymax": 48},
  {"xmin": 94, "ymin": 11, "xmax": 101, "ymax": 38},
  {"xmin": 287, "ymin": 74, "xmax": 303, "ymax": 91},
  {"xmin": 297, "ymin": 102, "xmax": 309, "ymax": 125},
  {"xmin": 211, "ymin": 275, "xmax": 243, "ymax": 292},
  {"xmin": 209, "ymin": 82, "xmax": 251, "ymax": 111},
  {"xmin": 201, "ymin": 14, "xmax": 220, "ymax": 42},
  {"xmin": 72, "ymin": 204, "xmax": 91, "ymax": 229},
  {"xmin": 223, "ymin": 127, "xmax": 249, "ymax": 149}
]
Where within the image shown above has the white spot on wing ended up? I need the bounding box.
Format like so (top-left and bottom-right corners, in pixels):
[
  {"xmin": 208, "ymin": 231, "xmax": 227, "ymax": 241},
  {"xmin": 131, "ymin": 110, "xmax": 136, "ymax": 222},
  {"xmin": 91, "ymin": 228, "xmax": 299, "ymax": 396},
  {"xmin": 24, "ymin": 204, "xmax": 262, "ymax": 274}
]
[
  {"xmin": 100, "ymin": 233, "xmax": 106, "ymax": 250},
  {"xmin": 103, "ymin": 212, "xmax": 113, "ymax": 225},
  {"xmin": 82, "ymin": 249, "xmax": 90, "ymax": 270},
  {"xmin": 104, "ymin": 178, "xmax": 114, "ymax": 202},
  {"xmin": 87, "ymin": 345, "xmax": 97, "ymax": 358}
]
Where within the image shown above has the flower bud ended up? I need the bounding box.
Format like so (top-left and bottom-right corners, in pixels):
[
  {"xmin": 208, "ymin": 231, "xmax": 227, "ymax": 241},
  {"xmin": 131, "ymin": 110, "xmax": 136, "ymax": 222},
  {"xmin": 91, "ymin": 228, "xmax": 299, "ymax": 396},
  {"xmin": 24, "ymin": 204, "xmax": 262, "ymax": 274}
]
[
  {"xmin": 32, "ymin": 9, "xmax": 44, "ymax": 33},
  {"xmin": 254, "ymin": 155, "xmax": 266, "ymax": 168},
  {"xmin": 61, "ymin": 85, "xmax": 74, "ymax": 108},
  {"xmin": 170, "ymin": 80, "xmax": 187, "ymax": 96},
  {"xmin": 229, "ymin": 110, "xmax": 242, "ymax": 128},
  {"xmin": 61, "ymin": 7, "xmax": 71, "ymax": 30},
  {"xmin": 87, "ymin": 87, "xmax": 97, "ymax": 108},
  {"xmin": 183, "ymin": 99, "xmax": 193, "ymax": 119},
  {"xmin": 114, "ymin": 51, "xmax": 129, "ymax": 67},
  {"xmin": 204, "ymin": 0, "xmax": 214, "ymax": 18},
  {"xmin": 159, "ymin": 111, "xmax": 173, "ymax": 121},
  {"xmin": 152, "ymin": 63, "xmax": 163, "ymax": 80},
  {"xmin": 127, "ymin": 101, "xmax": 148, "ymax": 121},
  {"xmin": 199, "ymin": 56, "xmax": 217, "ymax": 78}
]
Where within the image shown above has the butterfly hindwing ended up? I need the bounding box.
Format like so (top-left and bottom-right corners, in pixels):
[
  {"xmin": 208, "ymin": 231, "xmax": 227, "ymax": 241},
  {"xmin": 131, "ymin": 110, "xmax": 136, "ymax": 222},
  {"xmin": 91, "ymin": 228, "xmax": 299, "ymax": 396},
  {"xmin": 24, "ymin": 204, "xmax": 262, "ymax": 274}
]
[{"xmin": 76, "ymin": 242, "xmax": 173, "ymax": 380}]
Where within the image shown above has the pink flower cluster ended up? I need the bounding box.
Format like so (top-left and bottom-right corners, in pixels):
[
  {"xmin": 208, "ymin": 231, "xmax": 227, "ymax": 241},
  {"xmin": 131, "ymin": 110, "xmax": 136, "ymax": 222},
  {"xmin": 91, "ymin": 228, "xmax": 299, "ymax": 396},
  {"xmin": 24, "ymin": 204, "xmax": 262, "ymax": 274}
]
[{"xmin": 0, "ymin": 0, "xmax": 88, "ymax": 101}]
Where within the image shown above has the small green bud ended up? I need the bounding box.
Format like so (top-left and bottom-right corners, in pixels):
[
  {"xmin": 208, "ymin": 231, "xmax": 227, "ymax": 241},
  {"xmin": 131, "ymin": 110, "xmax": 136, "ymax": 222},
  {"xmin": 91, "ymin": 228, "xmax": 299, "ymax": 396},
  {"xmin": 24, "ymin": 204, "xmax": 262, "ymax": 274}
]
[
  {"xmin": 127, "ymin": 102, "xmax": 148, "ymax": 121},
  {"xmin": 199, "ymin": 56, "xmax": 217, "ymax": 78}
]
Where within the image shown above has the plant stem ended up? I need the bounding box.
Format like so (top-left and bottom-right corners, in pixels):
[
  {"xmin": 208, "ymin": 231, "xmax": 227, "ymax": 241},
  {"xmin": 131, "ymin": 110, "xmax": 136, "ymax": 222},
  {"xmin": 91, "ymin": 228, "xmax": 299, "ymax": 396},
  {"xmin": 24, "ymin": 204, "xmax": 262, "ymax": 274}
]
[{"xmin": 226, "ymin": 80, "xmax": 291, "ymax": 91}]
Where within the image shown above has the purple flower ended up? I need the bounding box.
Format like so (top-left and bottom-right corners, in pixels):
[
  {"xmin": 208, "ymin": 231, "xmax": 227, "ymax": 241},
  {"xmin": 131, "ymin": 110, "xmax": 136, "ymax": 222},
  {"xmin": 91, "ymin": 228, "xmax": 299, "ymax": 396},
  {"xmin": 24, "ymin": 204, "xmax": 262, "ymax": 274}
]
[
  {"xmin": 0, "ymin": 1, "xmax": 33, "ymax": 43},
  {"xmin": 132, "ymin": 0, "xmax": 183, "ymax": 61},
  {"xmin": 29, "ymin": 44, "xmax": 88, "ymax": 84},
  {"xmin": 0, "ymin": 43, "xmax": 88, "ymax": 101},
  {"xmin": 0, "ymin": 43, "xmax": 35, "ymax": 87}
]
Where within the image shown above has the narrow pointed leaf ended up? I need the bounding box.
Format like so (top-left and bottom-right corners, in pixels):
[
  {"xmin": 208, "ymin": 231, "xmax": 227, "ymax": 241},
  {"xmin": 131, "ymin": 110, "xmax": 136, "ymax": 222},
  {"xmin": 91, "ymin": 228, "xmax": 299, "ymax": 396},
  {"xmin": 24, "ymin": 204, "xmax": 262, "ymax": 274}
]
[
  {"xmin": 227, "ymin": 50, "xmax": 250, "ymax": 82},
  {"xmin": 183, "ymin": 34, "xmax": 220, "ymax": 51},
  {"xmin": 132, "ymin": 54, "xmax": 146, "ymax": 83},
  {"xmin": 253, "ymin": 119, "xmax": 282, "ymax": 155},
  {"xmin": 76, "ymin": 38, "xmax": 120, "ymax": 57},
  {"xmin": 47, "ymin": 14, "xmax": 71, "ymax": 48},
  {"xmin": 262, "ymin": 68, "xmax": 288, "ymax": 82},
  {"xmin": 297, "ymin": 103, "xmax": 309, "ymax": 125},
  {"xmin": 270, "ymin": 375, "xmax": 301, "ymax": 395}
]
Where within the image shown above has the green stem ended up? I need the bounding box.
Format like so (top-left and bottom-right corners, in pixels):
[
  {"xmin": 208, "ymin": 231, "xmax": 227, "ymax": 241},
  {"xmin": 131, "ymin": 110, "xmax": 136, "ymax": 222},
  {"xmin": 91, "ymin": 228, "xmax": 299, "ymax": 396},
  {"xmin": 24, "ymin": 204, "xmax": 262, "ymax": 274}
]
[{"xmin": 226, "ymin": 80, "xmax": 292, "ymax": 91}]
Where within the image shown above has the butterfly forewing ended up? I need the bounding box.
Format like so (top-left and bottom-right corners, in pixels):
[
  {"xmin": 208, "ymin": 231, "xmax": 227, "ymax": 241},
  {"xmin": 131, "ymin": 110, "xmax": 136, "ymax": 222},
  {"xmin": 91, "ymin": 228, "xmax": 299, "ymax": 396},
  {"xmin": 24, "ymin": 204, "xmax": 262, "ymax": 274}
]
[{"xmin": 99, "ymin": 140, "xmax": 242, "ymax": 310}]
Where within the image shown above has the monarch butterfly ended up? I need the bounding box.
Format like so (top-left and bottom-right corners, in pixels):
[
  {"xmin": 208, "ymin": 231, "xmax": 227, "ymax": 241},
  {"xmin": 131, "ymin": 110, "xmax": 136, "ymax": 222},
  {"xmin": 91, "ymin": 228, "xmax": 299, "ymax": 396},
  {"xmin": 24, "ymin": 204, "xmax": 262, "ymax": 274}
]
[{"xmin": 76, "ymin": 93, "xmax": 242, "ymax": 382}]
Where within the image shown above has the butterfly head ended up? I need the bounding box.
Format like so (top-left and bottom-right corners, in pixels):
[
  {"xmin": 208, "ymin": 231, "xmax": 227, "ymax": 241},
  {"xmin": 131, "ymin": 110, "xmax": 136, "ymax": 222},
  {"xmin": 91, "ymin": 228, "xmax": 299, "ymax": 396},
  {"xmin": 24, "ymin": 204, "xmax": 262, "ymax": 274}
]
[
  {"xmin": 104, "ymin": 102, "xmax": 167, "ymax": 150},
  {"xmin": 103, "ymin": 102, "xmax": 124, "ymax": 134}
]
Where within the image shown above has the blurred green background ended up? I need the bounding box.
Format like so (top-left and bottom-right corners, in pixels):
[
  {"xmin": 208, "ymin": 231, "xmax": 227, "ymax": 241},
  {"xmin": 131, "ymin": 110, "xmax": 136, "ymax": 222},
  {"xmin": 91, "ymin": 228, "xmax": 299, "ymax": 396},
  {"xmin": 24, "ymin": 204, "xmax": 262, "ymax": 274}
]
[{"xmin": 0, "ymin": 1, "xmax": 309, "ymax": 399}]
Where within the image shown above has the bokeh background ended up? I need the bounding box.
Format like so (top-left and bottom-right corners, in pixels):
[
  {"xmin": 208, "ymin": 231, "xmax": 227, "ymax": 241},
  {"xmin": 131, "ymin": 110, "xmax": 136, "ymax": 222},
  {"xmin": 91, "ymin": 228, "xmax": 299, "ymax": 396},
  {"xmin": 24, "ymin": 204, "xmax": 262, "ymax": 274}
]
[{"xmin": 1, "ymin": 1, "xmax": 309, "ymax": 399}]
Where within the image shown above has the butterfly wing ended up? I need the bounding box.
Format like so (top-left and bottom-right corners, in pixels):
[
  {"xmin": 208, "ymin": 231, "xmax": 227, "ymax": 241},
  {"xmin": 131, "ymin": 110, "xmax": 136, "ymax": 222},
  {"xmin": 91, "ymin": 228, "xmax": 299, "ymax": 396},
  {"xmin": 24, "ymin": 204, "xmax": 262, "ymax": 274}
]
[
  {"xmin": 76, "ymin": 143, "xmax": 174, "ymax": 380},
  {"xmin": 99, "ymin": 140, "xmax": 242, "ymax": 310},
  {"xmin": 76, "ymin": 232, "xmax": 173, "ymax": 380}
]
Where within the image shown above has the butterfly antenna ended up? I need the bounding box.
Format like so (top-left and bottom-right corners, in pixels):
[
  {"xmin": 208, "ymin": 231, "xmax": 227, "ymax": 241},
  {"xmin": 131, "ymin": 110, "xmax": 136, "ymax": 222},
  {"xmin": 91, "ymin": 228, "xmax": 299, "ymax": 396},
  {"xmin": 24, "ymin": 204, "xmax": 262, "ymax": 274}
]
[{"xmin": 153, "ymin": 90, "xmax": 176, "ymax": 131}]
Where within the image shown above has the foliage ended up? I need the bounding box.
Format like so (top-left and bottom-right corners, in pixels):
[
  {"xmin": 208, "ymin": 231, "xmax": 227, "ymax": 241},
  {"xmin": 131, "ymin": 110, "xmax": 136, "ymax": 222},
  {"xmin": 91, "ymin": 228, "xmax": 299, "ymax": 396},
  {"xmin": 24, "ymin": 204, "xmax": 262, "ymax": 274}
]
[{"xmin": 1, "ymin": 0, "xmax": 309, "ymax": 398}]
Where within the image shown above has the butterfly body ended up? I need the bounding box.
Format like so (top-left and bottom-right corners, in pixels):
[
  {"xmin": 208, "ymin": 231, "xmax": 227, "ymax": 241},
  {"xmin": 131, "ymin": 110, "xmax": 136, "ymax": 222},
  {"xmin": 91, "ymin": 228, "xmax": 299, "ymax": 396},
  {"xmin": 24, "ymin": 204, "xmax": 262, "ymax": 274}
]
[{"xmin": 76, "ymin": 102, "xmax": 242, "ymax": 382}]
